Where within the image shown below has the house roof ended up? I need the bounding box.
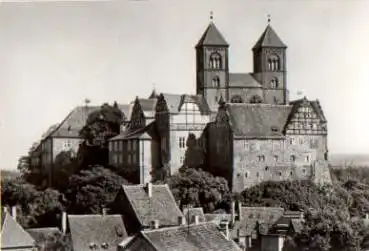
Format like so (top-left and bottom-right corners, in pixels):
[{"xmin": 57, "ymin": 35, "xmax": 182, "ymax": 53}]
[
  {"xmin": 68, "ymin": 214, "xmax": 128, "ymax": 251},
  {"xmin": 225, "ymin": 104, "xmax": 292, "ymax": 138},
  {"xmin": 289, "ymin": 98, "xmax": 327, "ymax": 123},
  {"xmin": 121, "ymin": 184, "xmax": 184, "ymax": 228},
  {"xmin": 1, "ymin": 212, "xmax": 36, "ymax": 249},
  {"xmin": 131, "ymin": 98, "xmax": 157, "ymax": 119},
  {"xmin": 42, "ymin": 104, "xmax": 132, "ymax": 140},
  {"xmin": 196, "ymin": 22, "xmax": 229, "ymax": 47},
  {"xmin": 229, "ymin": 73, "xmax": 262, "ymax": 88},
  {"xmin": 231, "ymin": 207, "xmax": 284, "ymax": 237},
  {"xmin": 204, "ymin": 214, "xmax": 232, "ymax": 225},
  {"xmin": 109, "ymin": 121, "xmax": 156, "ymax": 141},
  {"xmin": 183, "ymin": 207, "xmax": 206, "ymax": 224},
  {"xmin": 141, "ymin": 222, "xmax": 241, "ymax": 251},
  {"xmin": 26, "ymin": 227, "xmax": 61, "ymax": 243},
  {"xmin": 253, "ymin": 24, "xmax": 287, "ymax": 50},
  {"xmin": 159, "ymin": 93, "xmax": 211, "ymax": 116}
]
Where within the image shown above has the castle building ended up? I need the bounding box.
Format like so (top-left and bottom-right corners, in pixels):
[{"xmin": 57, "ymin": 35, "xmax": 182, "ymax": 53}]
[{"xmin": 197, "ymin": 19, "xmax": 331, "ymax": 192}]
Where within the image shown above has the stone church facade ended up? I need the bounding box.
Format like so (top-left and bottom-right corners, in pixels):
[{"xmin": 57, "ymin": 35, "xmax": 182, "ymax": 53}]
[
  {"xmin": 197, "ymin": 21, "xmax": 331, "ymax": 192},
  {"xmin": 107, "ymin": 19, "xmax": 331, "ymax": 192}
]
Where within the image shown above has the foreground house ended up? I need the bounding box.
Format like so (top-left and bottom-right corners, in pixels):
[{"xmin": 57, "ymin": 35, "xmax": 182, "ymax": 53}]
[
  {"xmin": 119, "ymin": 221, "xmax": 242, "ymax": 251},
  {"xmin": 67, "ymin": 214, "xmax": 128, "ymax": 251},
  {"xmin": 1, "ymin": 208, "xmax": 36, "ymax": 250}
]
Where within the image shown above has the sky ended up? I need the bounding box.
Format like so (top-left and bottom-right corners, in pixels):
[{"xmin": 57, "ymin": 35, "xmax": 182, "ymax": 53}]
[{"xmin": 0, "ymin": 0, "xmax": 368, "ymax": 170}]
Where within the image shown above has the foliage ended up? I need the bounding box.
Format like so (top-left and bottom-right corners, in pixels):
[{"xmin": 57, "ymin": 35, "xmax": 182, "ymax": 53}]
[
  {"xmin": 331, "ymin": 166, "xmax": 369, "ymax": 186},
  {"xmin": 166, "ymin": 167, "xmax": 230, "ymax": 213},
  {"xmin": 63, "ymin": 166, "xmax": 130, "ymax": 214},
  {"xmin": 36, "ymin": 233, "xmax": 72, "ymax": 251},
  {"xmin": 1, "ymin": 178, "xmax": 65, "ymax": 228}
]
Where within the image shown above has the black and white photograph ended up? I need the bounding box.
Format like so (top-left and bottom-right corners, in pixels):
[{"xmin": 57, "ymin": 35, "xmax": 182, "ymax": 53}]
[{"xmin": 1, "ymin": 0, "xmax": 368, "ymax": 250}]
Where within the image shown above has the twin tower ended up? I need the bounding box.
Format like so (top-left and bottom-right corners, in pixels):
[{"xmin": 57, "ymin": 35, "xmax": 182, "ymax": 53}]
[{"xmin": 195, "ymin": 19, "xmax": 288, "ymax": 110}]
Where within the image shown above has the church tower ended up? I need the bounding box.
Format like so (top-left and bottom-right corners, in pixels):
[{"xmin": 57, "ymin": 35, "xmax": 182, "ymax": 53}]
[
  {"xmin": 196, "ymin": 14, "xmax": 229, "ymax": 111},
  {"xmin": 252, "ymin": 19, "xmax": 288, "ymax": 105}
]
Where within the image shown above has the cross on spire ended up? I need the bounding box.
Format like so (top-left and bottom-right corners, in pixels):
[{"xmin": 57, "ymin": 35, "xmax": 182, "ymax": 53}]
[
  {"xmin": 210, "ymin": 11, "xmax": 214, "ymax": 21},
  {"xmin": 267, "ymin": 14, "xmax": 271, "ymax": 24}
]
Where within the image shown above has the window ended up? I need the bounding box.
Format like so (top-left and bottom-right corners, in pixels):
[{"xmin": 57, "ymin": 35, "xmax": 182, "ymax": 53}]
[
  {"xmin": 127, "ymin": 141, "xmax": 131, "ymax": 151},
  {"xmin": 245, "ymin": 172, "xmax": 249, "ymax": 178},
  {"xmin": 63, "ymin": 140, "xmax": 72, "ymax": 150},
  {"xmin": 249, "ymin": 95, "xmax": 263, "ymax": 104},
  {"xmin": 299, "ymin": 139, "xmax": 304, "ymax": 145},
  {"xmin": 274, "ymin": 155, "xmax": 279, "ymax": 162},
  {"xmin": 179, "ymin": 137, "xmax": 186, "ymax": 148},
  {"xmin": 305, "ymin": 155, "xmax": 310, "ymax": 162},
  {"xmin": 268, "ymin": 54, "xmax": 280, "ymax": 71},
  {"xmin": 113, "ymin": 154, "xmax": 118, "ymax": 164},
  {"xmin": 209, "ymin": 52, "xmax": 222, "ymax": 69},
  {"xmin": 279, "ymin": 172, "xmax": 282, "ymax": 176},
  {"xmin": 273, "ymin": 96, "xmax": 279, "ymax": 104},
  {"xmin": 132, "ymin": 140, "xmax": 136, "ymax": 151},
  {"xmin": 289, "ymin": 138, "xmax": 295, "ymax": 145},
  {"xmin": 302, "ymin": 168, "xmax": 306, "ymax": 174},
  {"xmin": 256, "ymin": 172, "xmax": 260, "ymax": 177},
  {"xmin": 212, "ymin": 76, "xmax": 220, "ymax": 88},
  {"xmin": 265, "ymin": 166, "xmax": 269, "ymax": 171},
  {"xmin": 108, "ymin": 142, "xmax": 113, "ymax": 152},
  {"xmin": 243, "ymin": 141, "xmax": 249, "ymax": 149},
  {"xmin": 270, "ymin": 78, "xmax": 279, "ymax": 88},
  {"xmin": 119, "ymin": 141, "xmax": 123, "ymax": 151},
  {"xmin": 258, "ymin": 155, "xmax": 265, "ymax": 162},
  {"xmin": 128, "ymin": 154, "xmax": 131, "ymax": 164},
  {"xmin": 215, "ymin": 96, "xmax": 218, "ymax": 102},
  {"xmin": 231, "ymin": 95, "xmax": 244, "ymax": 103},
  {"xmin": 180, "ymin": 156, "xmax": 185, "ymax": 164},
  {"xmin": 290, "ymin": 155, "xmax": 296, "ymax": 162}
]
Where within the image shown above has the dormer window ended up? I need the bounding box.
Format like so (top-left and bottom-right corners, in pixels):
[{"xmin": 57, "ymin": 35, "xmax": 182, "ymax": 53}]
[
  {"xmin": 101, "ymin": 242, "xmax": 109, "ymax": 249},
  {"xmin": 210, "ymin": 52, "xmax": 222, "ymax": 69},
  {"xmin": 89, "ymin": 242, "xmax": 98, "ymax": 250}
]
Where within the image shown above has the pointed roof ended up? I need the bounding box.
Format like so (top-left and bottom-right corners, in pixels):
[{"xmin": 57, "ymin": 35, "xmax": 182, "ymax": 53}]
[
  {"xmin": 253, "ymin": 24, "xmax": 287, "ymax": 50},
  {"xmin": 196, "ymin": 22, "xmax": 228, "ymax": 48}
]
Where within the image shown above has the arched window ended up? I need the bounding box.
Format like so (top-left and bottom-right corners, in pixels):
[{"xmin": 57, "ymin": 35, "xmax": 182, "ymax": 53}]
[
  {"xmin": 230, "ymin": 95, "xmax": 244, "ymax": 103},
  {"xmin": 270, "ymin": 78, "xmax": 279, "ymax": 88},
  {"xmin": 212, "ymin": 76, "xmax": 220, "ymax": 88},
  {"xmin": 268, "ymin": 54, "xmax": 280, "ymax": 71},
  {"xmin": 249, "ymin": 95, "xmax": 263, "ymax": 104},
  {"xmin": 209, "ymin": 53, "xmax": 222, "ymax": 69}
]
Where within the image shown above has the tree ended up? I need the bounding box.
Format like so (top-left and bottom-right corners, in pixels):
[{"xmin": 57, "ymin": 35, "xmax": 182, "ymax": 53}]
[
  {"xmin": 37, "ymin": 232, "xmax": 72, "ymax": 251},
  {"xmin": 166, "ymin": 167, "xmax": 230, "ymax": 213},
  {"xmin": 79, "ymin": 102, "xmax": 124, "ymax": 166},
  {"xmin": 64, "ymin": 166, "xmax": 130, "ymax": 214}
]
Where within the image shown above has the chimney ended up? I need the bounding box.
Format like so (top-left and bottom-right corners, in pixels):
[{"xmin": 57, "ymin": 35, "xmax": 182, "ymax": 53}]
[
  {"xmin": 102, "ymin": 208, "xmax": 108, "ymax": 215},
  {"xmin": 11, "ymin": 206, "xmax": 17, "ymax": 221},
  {"xmin": 220, "ymin": 220, "xmax": 229, "ymax": 240},
  {"xmin": 152, "ymin": 219, "xmax": 159, "ymax": 229},
  {"xmin": 231, "ymin": 201, "xmax": 236, "ymax": 224},
  {"xmin": 147, "ymin": 182, "xmax": 152, "ymax": 198},
  {"xmin": 238, "ymin": 202, "xmax": 242, "ymax": 220},
  {"xmin": 61, "ymin": 212, "xmax": 67, "ymax": 234},
  {"xmin": 3, "ymin": 206, "xmax": 9, "ymax": 214},
  {"xmin": 178, "ymin": 216, "xmax": 186, "ymax": 226},
  {"xmin": 193, "ymin": 215, "xmax": 200, "ymax": 225}
]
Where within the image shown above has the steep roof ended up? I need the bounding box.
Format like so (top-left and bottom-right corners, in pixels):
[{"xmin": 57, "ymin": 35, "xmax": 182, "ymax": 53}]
[
  {"xmin": 183, "ymin": 207, "xmax": 206, "ymax": 224},
  {"xmin": 196, "ymin": 22, "xmax": 229, "ymax": 47},
  {"xmin": 229, "ymin": 73, "xmax": 262, "ymax": 88},
  {"xmin": 204, "ymin": 213, "xmax": 232, "ymax": 225},
  {"xmin": 158, "ymin": 93, "xmax": 211, "ymax": 115},
  {"xmin": 230, "ymin": 207, "xmax": 284, "ymax": 237},
  {"xmin": 121, "ymin": 184, "xmax": 184, "ymax": 228},
  {"xmin": 141, "ymin": 222, "xmax": 241, "ymax": 251},
  {"xmin": 253, "ymin": 24, "xmax": 287, "ymax": 50},
  {"xmin": 68, "ymin": 214, "xmax": 127, "ymax": 251},
  {"xmin": 131, "ymin": 98, "xmax": 157, "ymax": 119},
  {"xmin": 109, "ymin": 121, "xmax": 157, "ymax": 141},
  {"xmin": 1, "ymin": 212, "xmax": 36, "ymax": 249},
  {"xmin": 225, "ymin": 104, "xmax": 292, "ymax": 138},
  {"xmin": 289, "ymin": 97, "xmax": 327, "ymax": 123}
]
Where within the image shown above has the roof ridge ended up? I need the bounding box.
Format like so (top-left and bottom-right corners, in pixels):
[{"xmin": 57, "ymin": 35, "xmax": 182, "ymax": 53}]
[
  {"xmin": 141, "ymin": 221, "xmax": 211, "ymax": 233},
  {"xmin": 43, "ymin": 106, "xmax": 79, "ymax": 140}
]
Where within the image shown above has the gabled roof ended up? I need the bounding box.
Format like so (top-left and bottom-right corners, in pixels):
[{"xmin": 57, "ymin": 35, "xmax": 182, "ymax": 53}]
[
  {"xmin": 288, "ymin": 97, "xmax": 327, "ymax": 123},
  {"xmin": 183, "ymin": 207, "xmax": 206, "ymax": 224},
  {"xmin": 120, "ymin": 184, "xmax": 184, "ymax": 228},
  {"xmin": 204, "ymin": 213, "xmax": 232, "ymax": 225},
  {"xmin": 1, "ymin": 212, "xmax": 36, "ymax": 249},
  {"xmin": 229, "ymin": 73, "xmax": 262, "ymax": 88},
  {"xmin": 196, "ymin": 22, "xmax": 229, "ymax": 47},
  {"xmin": 118, "ymin": 104, "xmax": 133, "ymax": 122},
  {"xmin": 253, "ymin": 24, "xmax": 287, "ymax": 50},
  {"xmin": 141, "ymin": 222, "xmax": 242, "ymax": 251},
  {"xmin": 159, "ymin": 93, "xmax": 211, "ymax": 115},
  {"xmin": 230, "ymin": 207, "xmax": 284, "ymax": 237},
  {"xmin": 131, "ymin": 98, "xmax": 157, "ymax": 119},
  {"xmin": 68, "ymin": 214, "xmax": 127, "ymax": 251},
  {"xmin": 225, "ymin": 104, "xmax": 292, "ymax": 138}
]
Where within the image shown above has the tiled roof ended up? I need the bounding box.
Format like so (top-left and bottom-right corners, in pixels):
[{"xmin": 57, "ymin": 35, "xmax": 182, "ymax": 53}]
[
  {"xmin": 183, "ymin": 208, "xmax": 206, "ymax": 224},
  {"xmin": 27, "ymin": 227, "xmax": 61, "ymax": 243},
  {"xmin": 1, "ymin": 212, "xmax": 36, "ymax": 249},
  {"xmin": 196, "ymin": 22, "xmax": 229, "ymax": 47},
  {"xmin": 131, "ymin": 98, "xmax": 157, "ymax": 118},
  {"xmin": 141, "ymin": 222, "xmax": 242, "ymax": 251},
  {"xmin": 289, "ymin": 98, "xmax": 327, "ymax": 123},
  {"xmin": 109, "ymin": 121, "xmax": 156, "ymax": 141},
  {"xmin": 68, "ymin": 214, "xmax": 127, "ymax": 251},
  {"xmin": 42, "ymin": 104, "xmax": 132, "ymax": 139},
  {"xmin": 121, "ymin": 184, "xmax": 184, "ymax": 228},
  {"xmin": 229, "ymin": 73, "xmax": 262, "ymax": 88},
  {"xmin": 231, "ymin": 207, "xmax": 284, "ymax": 237},
  {"xmin": 253, "ymin": 24, "xmax": 287, "ymax": 50},
  {"xmin": 162, "ymin": 93, "xmax": 183, "ymax": 113},
  {"xmin": 159, "ymin": 93, "xmax": 211, "ymax": 115},
  {"xmin": 226, "ymin": 104, "xmax": 292, "ymax": 138}
]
